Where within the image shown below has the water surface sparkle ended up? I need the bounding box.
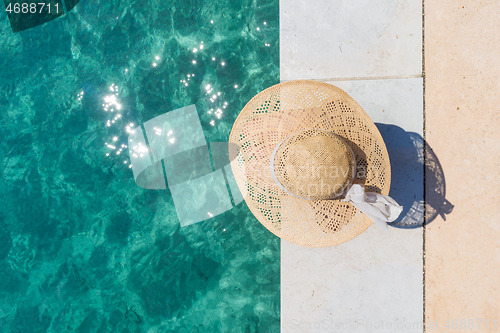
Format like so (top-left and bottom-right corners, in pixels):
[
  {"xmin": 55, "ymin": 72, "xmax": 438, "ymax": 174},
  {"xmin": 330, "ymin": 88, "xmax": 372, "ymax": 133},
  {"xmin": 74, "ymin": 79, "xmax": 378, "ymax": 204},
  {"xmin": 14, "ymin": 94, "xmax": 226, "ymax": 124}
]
[{"xmin": 0, "ymin": 0, "xmax": 279, "ymax": 331}]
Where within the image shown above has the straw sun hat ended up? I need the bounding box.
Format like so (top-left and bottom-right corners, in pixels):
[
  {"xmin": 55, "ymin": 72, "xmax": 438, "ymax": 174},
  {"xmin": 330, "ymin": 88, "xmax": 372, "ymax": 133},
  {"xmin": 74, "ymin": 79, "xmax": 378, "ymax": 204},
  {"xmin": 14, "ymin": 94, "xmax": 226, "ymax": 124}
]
[{"xmin": 229, "ymin": 80, "xmax": 402, "ymax": 247}]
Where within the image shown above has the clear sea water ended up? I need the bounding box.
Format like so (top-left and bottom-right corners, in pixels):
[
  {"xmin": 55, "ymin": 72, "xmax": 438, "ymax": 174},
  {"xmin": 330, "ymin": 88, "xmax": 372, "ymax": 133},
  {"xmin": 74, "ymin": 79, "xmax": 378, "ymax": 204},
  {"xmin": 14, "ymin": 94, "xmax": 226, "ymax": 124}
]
[{"xmin": 0, "ymin": 0, "xmax": 280, "ymax": 331}]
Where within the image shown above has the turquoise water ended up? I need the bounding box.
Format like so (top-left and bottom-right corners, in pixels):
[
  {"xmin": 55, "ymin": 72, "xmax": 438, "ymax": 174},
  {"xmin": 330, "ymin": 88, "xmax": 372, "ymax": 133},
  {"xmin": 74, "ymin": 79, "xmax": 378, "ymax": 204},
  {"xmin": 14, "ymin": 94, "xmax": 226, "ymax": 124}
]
[{"xmin": 0, "ymin": 0, "xmax": 279, "ymax": 331}]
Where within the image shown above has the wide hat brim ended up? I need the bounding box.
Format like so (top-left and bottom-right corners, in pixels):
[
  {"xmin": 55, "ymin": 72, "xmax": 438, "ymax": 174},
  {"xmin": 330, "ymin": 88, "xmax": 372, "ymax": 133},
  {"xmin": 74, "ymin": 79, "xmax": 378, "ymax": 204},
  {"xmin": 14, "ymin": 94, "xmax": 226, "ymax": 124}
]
[{"xmin": 229, "ymin": 80, "xmax": 391, "ymax": 247}]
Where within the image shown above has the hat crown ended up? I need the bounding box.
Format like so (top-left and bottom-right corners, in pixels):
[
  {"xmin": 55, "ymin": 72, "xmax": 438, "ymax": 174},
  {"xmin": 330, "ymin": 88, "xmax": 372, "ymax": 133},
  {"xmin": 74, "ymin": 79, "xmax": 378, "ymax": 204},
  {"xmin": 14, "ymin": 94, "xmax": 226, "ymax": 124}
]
[{"xmin": 272, "ymin": 129, "xmax": 355, "ymax": 200}]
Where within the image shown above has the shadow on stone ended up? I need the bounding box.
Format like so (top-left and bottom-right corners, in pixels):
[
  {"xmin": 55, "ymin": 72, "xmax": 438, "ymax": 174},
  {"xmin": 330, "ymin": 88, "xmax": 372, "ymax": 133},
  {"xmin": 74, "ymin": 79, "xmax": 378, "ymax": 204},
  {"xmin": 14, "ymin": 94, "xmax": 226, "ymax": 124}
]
[
  {"xmin": 423, "ymin": 138, "xmax": 454, "ymax": 223},
  {"xmin": 376, "ymin": 123, "xmax": 453, "ymax": 229}
]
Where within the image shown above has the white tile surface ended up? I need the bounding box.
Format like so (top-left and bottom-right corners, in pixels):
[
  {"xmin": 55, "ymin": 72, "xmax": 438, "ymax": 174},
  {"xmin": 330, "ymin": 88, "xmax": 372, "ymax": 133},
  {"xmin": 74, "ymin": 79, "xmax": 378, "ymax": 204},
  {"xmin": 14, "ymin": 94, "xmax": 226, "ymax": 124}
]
[
  {"xmin": 281, "ymin": 78, "xmax": 423, "ymax": 333},
  {"xmin": 331, "ymin": 78, "xmax": 423, "ymax": 135},
  {"xmin": 282, "ymin": 228, "xmax": 423, "ymax": 333},
  {"xmin": 280, "ymin": 0, "xmax": 422, "ymax": 80}
]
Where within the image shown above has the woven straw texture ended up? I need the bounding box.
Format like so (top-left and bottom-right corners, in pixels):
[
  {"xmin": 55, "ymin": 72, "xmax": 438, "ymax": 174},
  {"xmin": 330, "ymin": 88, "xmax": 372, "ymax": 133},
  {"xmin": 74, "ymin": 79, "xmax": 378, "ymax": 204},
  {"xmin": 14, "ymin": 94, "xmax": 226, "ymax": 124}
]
[
  {"xmin": 273, "ymin": 129, "xmax": 355, "ymax": 200},
  {"xmin": 229, "ymin": 80, "xmax": 391, "ymax": 247}
]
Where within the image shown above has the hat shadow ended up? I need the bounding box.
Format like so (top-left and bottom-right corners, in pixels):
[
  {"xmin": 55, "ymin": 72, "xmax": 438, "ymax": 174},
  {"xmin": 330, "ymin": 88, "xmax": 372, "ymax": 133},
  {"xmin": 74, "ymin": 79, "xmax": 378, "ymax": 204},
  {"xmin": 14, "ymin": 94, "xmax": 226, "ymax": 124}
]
[{"xmin": 376, "ymin": 123, "xmax": 454, "ymax": 228}]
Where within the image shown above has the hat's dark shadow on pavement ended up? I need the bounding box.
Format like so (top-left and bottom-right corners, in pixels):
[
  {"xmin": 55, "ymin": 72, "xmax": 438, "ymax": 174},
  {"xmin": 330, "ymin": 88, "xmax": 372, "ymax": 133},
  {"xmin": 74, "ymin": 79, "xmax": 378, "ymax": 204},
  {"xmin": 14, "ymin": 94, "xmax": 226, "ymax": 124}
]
[{"xmin": 376, "ymin": 123, "xmax": 454, "ymax": 229}]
